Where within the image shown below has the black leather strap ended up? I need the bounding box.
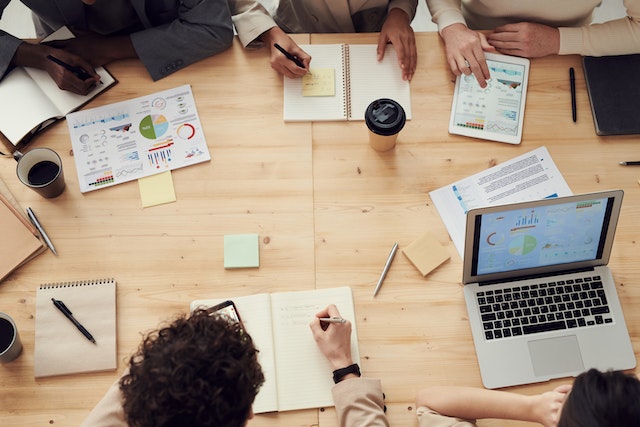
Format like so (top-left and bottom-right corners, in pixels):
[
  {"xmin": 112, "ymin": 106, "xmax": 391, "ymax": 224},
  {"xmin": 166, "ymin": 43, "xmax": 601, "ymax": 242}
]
[{"xmin": 332, "ymin": 363, "xmax": 361, "ymax": 384}]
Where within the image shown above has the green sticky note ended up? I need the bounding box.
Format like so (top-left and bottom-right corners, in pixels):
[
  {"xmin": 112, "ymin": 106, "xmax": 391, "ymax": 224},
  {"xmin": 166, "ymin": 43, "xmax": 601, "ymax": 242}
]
[{"xmin": 224, "ymin": 234, "xmax": 259, "ymax": 269}]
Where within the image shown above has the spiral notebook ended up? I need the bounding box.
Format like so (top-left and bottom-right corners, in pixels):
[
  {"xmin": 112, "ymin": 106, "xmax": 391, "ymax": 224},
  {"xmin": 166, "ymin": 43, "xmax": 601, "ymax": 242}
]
[
  {"xmin": 283, "ymin": 44, "xmax": 412, "ymax": 121},
  {"xmin": 34, "ymin": 278, "xmax": 117, "ymax": 378}
]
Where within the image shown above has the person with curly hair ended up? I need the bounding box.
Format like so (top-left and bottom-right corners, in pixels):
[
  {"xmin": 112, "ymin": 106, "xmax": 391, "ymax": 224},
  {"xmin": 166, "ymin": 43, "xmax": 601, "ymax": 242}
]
[{"xmin": 80, "ymin": 309, "xmax": 264, "ymax": 427}]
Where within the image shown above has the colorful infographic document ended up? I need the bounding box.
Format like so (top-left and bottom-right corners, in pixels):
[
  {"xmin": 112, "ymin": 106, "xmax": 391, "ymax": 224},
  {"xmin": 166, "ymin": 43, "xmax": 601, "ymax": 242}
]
[{"xmin": 67, "ymin": 85, "xmax": 209, "ymax": 193}]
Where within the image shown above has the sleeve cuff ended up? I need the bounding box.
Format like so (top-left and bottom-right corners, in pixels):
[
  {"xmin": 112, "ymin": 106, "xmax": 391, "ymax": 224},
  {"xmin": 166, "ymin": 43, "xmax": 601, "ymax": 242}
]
[
  {"xmin": 433, "ymin": 10, "xmax": 468, "ymax": 34},
  {"xmin": 558, "ymin": 27, "xmax": 583, "ymax": 55}
]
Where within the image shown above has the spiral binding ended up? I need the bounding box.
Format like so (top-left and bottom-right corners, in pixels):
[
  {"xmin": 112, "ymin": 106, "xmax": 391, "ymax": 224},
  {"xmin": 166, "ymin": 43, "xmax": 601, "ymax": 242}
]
[
  {"xmin": 39, "ymin": 278, "xmax": 115, "ymax": 289},
  {"xmin": 342, "ymin": 44, "xmax": 352, "ymax": 120}
]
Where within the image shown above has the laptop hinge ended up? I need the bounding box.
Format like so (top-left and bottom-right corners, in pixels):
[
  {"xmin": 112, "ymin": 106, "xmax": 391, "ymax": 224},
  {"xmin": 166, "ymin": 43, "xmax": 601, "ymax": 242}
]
[{"xmin": 478, "ymin": 266, "xmax": 596, "ymax": 286}]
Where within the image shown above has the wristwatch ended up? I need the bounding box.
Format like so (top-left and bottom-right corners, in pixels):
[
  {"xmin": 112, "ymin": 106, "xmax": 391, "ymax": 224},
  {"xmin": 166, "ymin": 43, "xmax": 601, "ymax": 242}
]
[{"xmin": 332, "ymin": 363, "xmax": 361, "ymax": 384}]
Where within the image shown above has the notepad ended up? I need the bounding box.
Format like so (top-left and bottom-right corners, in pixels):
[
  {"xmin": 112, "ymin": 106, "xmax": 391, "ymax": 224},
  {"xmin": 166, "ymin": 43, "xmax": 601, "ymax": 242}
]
[
  {"xmin": 0, "ymin": 178, "xmax": 46, "ymax": 282},
  {"xmin": 0, "ymin": 27, "xmax": 116, "ymax": 146},
  {"xmin": 191, "ymin": 286, "xmax": 359, "ymax": 413},
  {"xmin": 34, "ymin": 278, "xmax": 117, "ymax": 378},
  {"xmin": 583, "ymin": 54, "xmax": 640, "ymax": 135},
  {"xmin": 283, "ymin": 44, "xmax": 412, "ymax": 121}
]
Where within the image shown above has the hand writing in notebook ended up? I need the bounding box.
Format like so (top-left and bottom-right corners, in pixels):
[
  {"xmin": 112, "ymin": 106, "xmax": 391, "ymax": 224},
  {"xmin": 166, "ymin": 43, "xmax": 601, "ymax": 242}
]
[
  {"xmin": 310, "ymin": 304, "xmax": 358, "ymax": 375},
  {"xmin": 263, "ymin": 27, "xmax": 311, "ymax": 78}
]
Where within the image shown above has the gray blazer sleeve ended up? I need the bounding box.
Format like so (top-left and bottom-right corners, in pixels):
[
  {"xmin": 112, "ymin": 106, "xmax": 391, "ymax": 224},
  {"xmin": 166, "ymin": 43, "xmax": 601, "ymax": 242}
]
[
  {"xmin": 0, "ymin": 0, "xmax": 24, "ymax": 79},
  {"xmin": 130, "ymin": 0, "xmax": 234, "ymax": 80}
]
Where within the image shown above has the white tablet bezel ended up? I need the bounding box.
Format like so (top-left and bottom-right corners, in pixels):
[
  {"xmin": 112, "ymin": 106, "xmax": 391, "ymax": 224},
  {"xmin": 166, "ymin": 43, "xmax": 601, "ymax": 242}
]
[{"xmin": 448, "ymin": 52, "xmax": 530, "ymax": 144}]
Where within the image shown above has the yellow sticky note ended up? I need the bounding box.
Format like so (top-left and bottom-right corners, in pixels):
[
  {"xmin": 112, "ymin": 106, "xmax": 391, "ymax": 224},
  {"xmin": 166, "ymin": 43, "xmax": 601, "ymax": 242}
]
[
  {"xmin": 402, "ymin": 232, "xmax": 450, "ymax": 277},
  {"xmin": 302, "ymin": 68, "xmax": 335, "ymax": 97},
  {"xmin": 138, "ymin": 171, "xmax": 176, "ymax": 208}
]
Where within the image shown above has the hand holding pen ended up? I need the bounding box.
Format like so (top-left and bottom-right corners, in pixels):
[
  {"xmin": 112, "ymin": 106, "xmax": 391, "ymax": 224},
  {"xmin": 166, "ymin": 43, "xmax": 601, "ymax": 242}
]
[
  {"xmin": 262, "ymin": 27, "xmax": 311, "ymax": 78},
  {"xmin": 309, "ymin": 304, "xmax": 354, "ymax": 370},
  {"xmin": 43, "ymin": 50, "xmax": 100, "ymax": 95}
]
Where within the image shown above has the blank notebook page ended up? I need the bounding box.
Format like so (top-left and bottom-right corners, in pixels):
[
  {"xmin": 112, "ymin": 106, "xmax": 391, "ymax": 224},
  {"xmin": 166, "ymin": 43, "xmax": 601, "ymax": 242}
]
[
  {"xmin": 348, "ymin": 44, "xmax": 412, "ymax": 120},
  {"xmin": 34, "ymin": 279, "xmax": 117, "ymax": 378}
]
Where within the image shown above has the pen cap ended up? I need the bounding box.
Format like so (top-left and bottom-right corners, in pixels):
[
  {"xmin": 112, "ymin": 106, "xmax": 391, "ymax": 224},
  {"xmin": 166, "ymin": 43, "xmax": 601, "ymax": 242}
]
[{"xmin": 365, "ymin": 98, "xmax": 406, "ymax": 151}]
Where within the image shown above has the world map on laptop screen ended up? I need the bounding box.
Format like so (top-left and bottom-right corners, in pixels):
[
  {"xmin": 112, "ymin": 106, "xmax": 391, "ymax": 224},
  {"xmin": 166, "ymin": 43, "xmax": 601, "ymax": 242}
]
[{"xmin": 474, "ymin": 197, "xmax": 611, "ymax": 276}]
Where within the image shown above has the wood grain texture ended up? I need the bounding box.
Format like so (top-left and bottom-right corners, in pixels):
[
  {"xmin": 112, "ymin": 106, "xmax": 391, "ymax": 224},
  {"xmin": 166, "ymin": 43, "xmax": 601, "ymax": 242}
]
[{"xmin": 1, "ymin": 33, "xmax": 638, "ymax": 427}]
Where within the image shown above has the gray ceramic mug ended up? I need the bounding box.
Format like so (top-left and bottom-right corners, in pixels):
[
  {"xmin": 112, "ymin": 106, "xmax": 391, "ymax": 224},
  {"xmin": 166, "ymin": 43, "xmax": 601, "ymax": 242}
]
[
  {"xmin": 14, "ymin": 148, "xmax": 65, "ymax": 198},
  {"xmin": 0, "ymin": 312, "xmax": 23, "ymax": 363}
]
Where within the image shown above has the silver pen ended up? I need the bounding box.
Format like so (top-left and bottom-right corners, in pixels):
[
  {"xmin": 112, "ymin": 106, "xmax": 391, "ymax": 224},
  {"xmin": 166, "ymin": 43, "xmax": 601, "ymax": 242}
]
[
  {"xmin": 318, "ymin": 317, "xmax": 346, "ymax": 323},
  {"xmin": 373, "ymin": 242, "xmax": 398, "ymax": 297},
  {"xmin": 26, "ymin": 207, "xmax": 57, "ymax": 256}
]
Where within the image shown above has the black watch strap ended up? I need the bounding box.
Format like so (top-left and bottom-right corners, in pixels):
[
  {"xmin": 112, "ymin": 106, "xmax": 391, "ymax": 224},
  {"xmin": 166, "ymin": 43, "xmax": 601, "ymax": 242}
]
[{"xmin": 333, "ymin": 363, "xmax": 361, "ymax": 384}]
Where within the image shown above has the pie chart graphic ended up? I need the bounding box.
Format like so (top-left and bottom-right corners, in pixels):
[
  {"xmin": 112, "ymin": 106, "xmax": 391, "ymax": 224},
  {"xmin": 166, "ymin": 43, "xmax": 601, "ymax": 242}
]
[{"xmin": 139, "ymin": 114, "xmax": 169, "ymax": 139}]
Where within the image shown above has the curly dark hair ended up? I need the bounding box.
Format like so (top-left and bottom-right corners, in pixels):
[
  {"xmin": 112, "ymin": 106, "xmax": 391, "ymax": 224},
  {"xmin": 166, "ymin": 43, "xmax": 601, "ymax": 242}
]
[
  {"xmin": 558, "ymin": 368, "xmax": 640, "ymax": 427},
  {"xmin": 120, "ymin": 309, "xmax": 265, "ymax": 427}
]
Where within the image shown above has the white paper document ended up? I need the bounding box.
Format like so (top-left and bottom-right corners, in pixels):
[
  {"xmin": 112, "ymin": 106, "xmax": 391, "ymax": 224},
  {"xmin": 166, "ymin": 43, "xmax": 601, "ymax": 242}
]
[{"xmin": 429, "ymin": 146, "xmax": 572, "ymax": 258}]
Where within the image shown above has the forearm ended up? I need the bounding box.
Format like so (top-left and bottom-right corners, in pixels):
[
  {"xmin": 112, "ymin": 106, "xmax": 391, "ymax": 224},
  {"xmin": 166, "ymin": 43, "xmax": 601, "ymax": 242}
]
[
  {"xmin": 388, "ymin": 0, "xmax": 418, "ymax": 23},
  {"xmin": 416, "ymin": 386, "xmax": 539, "ymax": 423},
  {"xmin": 425, "ymin": 0, "xmax": 466, "ymax": 33}
]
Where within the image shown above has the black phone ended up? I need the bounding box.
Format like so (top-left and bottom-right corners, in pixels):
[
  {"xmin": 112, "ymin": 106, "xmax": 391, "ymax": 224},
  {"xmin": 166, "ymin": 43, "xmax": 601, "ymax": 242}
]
[{"xmin": 207, "ymin": 300, "xmax": 242, "ymax": 325}]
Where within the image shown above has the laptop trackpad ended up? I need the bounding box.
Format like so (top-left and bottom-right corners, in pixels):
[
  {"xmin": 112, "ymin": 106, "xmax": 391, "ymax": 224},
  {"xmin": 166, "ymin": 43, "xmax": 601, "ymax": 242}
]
[{"xmin": 528, "ymin": 335, "xmax": 584, "ymax": 377}]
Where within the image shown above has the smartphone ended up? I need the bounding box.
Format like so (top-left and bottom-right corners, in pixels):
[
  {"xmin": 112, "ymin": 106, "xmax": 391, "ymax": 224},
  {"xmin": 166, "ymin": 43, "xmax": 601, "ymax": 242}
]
[{"xmin": 207, "ymin": 300, "xmax": 242, "ymax": 325}]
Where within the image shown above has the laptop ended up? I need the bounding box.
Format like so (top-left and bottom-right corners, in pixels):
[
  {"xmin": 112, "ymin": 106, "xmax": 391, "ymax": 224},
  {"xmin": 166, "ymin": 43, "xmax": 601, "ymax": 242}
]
[
  {"xmin": 583, "ymin": 54, "xmax": 640, "ymax": 136},
  {"xmin": 462, "ymin": 190, "xmax": 636, "ymax": 389}
]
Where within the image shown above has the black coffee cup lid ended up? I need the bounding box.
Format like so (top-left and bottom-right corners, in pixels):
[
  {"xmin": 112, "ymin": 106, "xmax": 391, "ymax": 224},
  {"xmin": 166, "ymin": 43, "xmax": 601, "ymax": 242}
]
[{"xmin": 365, "ymin": 98, "xmax": 406, "ymax": 136}]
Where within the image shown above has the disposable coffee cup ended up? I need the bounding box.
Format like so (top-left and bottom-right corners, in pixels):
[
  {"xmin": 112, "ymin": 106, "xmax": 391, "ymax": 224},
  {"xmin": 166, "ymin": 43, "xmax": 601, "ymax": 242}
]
[
  {"xmin": 0, "ymin": 312, "xmax": 22, "ymax": 363},
  {"xmin": 14, "ymin": 148, "xmax": 65, "ymax": 198},
  {"xmin": 365, "ymin": 98, "xmax": 406, "ymax": 152}
]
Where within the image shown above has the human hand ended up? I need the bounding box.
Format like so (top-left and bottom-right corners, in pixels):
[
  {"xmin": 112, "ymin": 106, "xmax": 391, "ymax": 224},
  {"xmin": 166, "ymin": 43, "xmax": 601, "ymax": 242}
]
[
  {"xmin": 43, "ymin": 30, "xmax": 136, "ymax": 67},
  {"xmin": 309, "ymin": 304, "xmax": 353, "ymax": 370},
  {"xmin": 487, "ymin": 22, "xmax": 560, "ymax": 58},
  {"xmin": 261, "ymin": 27, "xmax": 311, "ymax": 79},
  {"xmin": 440, "ymin": 23, "xmax": 493, "ymax": 88},
  {"xmin": 377, "ymin": 8, "xmax": 416, "ymax": 81},
  {"xmin": 530, "ymin": 384, "xmax": 572, "ymax": 427},
  {"xmin": 13, "ymin": 43, "xmax": 99, "ymax": 95}
]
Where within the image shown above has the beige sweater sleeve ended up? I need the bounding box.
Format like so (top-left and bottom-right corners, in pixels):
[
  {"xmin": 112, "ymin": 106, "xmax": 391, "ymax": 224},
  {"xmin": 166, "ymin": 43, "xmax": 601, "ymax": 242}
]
[
  {"xmin": 79, "ymin": 380, "xmax": 127, "ymax": 427},
  {"xmin": 332, "ymin": 377, "xmax": 390, "ymax": 427},
  {"xmin": 559, "ymin": 0, "xmax": 640, "ymax": 55}
]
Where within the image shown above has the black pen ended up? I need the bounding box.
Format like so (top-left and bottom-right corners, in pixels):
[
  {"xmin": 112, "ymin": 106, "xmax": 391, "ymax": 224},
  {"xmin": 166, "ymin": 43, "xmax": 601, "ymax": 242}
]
[
  {"xmin": 569, "ymin": 67, "xmax": 577, "ymax": 122},
  {"xmin": 26, "ymin": 207, "xmax": 57, "ymax": 256},
  {"xmin": 273, "ymin": 43, "xmax": 309, "ymax": 72},
  {"xmin": 619, "ymin": 161, "xmax": 640, "ymax": 166},
  {"xmin": 46, "ymin": 54, "xmax": 93, "ymax": 81},
  {"xmin": 51, "ymin": 298, "xmax": 96, "ymax": 344}
]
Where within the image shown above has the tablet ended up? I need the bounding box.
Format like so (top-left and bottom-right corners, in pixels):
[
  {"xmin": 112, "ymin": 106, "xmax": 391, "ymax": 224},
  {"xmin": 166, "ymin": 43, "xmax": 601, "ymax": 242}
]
[{"xmin": 449, "ymin": 52, "xmax": 530, "ymax": 144}]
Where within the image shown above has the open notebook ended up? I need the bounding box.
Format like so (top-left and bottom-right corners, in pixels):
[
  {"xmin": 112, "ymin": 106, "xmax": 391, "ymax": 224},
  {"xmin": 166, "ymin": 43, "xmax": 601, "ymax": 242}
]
[
  {"xmin": 0, "ymin": 26, "xmax": 116, "ymax": 146},
  {"xmin": 191, "ymin": 286, "xmax": 359, "ymax": 413},
  {"xmin": 283, "ymin": 44, "xmax": 412, "ymax": 121}
]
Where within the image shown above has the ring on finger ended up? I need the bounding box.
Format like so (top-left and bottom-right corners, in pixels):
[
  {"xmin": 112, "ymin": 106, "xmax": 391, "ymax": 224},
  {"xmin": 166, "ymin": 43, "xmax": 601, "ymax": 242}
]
[{"xmin": 463, "ymin": 59, "xmax": 470, "ymax": 68}]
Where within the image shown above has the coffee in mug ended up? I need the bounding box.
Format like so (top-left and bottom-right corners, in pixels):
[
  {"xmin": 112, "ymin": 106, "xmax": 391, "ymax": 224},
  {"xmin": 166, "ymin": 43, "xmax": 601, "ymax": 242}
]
[
  {"xmin": 0, "ymin": 312, "xmax": 22, "ymax": 363},
  {"xmin": 365, "ymin": 98, "xmax": 406, "ymax": 152},
  {"xmin": 14, "ymin": 148, "xmax": 65, "ymax": 198}
]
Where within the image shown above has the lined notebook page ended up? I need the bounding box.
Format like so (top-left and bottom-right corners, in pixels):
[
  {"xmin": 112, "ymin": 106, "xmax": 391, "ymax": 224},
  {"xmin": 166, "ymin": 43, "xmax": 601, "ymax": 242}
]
[
  {"xmin": 270, "ymin": 286, "xmax": 359, "ymax": 412},
  {"xmin": 283, "ymin": 44, "xmax": 347, "ymax": 121},
  {"xmin": 34, "ymin": 279, "xmax": 116, "ymax": 378},
  {"xmin": 190, "ymin": 294, "xmax": 279, "ymax": 414},
  {"xmin": 348, "ymin": 44, "xmax": 412, "ymax": 120}
]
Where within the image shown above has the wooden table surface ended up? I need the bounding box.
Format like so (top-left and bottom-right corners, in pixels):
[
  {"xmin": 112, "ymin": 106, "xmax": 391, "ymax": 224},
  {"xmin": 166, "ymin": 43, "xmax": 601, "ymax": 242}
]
[{"xmin": 0, "ymin": 32, "xmax": 638, "ymax": 427}]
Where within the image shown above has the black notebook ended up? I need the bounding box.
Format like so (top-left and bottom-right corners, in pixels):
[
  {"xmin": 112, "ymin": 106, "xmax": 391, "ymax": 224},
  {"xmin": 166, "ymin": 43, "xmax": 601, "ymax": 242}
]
[{"xmin": 583, "ymin": 54, "xmax": 640, "ymax": 136}]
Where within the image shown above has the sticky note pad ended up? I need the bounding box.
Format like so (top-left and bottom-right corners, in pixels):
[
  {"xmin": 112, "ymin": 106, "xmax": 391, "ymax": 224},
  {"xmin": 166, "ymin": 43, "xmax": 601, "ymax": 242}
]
[
  {"xmin": 402, "ymin": 232, "xmax": 450, "ymax": 277},
  {"xmin": 138, "ymin": 171, "xmax": 176, "ymax": 208},
  {"xmin": 224, "ymin": 234, "xmax": 260, "ymax": 269},
  {"xmin": 302, "ymin": 68, "xmax": 335, "ymax": 97}
]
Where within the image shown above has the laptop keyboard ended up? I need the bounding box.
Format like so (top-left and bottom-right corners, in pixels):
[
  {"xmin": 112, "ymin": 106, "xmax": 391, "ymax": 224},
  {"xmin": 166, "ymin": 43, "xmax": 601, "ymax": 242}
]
[{"xmin": 477, "ymin": 275, "xmax": 613, "ymax": 341}]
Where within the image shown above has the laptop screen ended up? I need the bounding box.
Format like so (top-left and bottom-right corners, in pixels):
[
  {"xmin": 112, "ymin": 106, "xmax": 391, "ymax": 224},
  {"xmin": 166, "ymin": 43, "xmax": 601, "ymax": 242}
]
[{"xmin": 470, "ymin": 194, "xmax": 617, "ymax": 278}]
